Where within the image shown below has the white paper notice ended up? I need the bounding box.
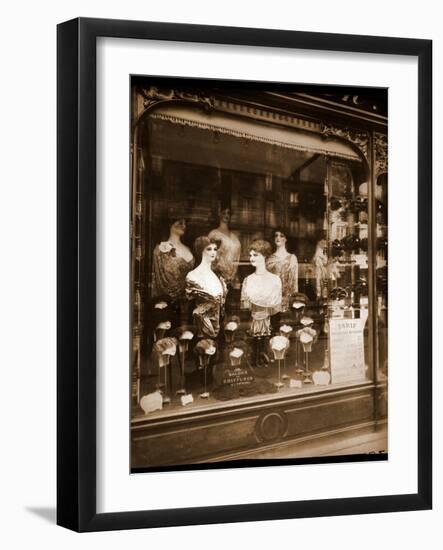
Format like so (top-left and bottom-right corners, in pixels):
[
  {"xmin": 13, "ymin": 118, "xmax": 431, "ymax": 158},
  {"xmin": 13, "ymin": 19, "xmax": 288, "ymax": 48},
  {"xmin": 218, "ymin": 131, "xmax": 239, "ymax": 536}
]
[{"xmin": 329, "ymin": 319, "xmax": 366, "ymax": 384}]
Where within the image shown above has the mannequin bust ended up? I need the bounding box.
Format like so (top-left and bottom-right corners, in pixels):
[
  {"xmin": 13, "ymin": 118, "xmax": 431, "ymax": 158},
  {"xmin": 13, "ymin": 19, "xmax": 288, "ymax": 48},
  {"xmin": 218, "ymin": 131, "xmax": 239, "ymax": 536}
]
[
  {"xmin": 152, "ymin": 216, "xmax": 195, "ymax": 300},
  {"xmin": 241, "ymin": 240, "xmax": 281, "ymax": 367},
  {"xmin": 208, "ymin": 207, "xmax": 241, "ymax": 284},
  {"xmin": 185, "ymin": 237, "xmax": 227, "ymax": 338},
  {"xmin": 241, "ymin": 240, "xmax": 281, "ymax": 368},
  {"xmin": 266, "ymin": 228, "xmax": 298, "ymax": 312},
  {"xmin": 312, "ymin": 239, "xmax": 328, "ymax": 299}
]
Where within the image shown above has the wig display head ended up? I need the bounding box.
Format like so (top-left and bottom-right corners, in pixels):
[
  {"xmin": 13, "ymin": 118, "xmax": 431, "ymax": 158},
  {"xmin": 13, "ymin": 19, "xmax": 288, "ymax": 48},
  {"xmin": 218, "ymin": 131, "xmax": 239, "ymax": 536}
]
[
  {"xmin": 296, "ymin": 327, "xmax": 317, "ymax": 353},
  {"xmin": 279, "ymin": 324, "xmax": 293, "ymax": 336},
  {"xmin": 159, "ymin": 207, "xmax": 187, "ymax": 239},
  {"xmin": 194, "ymin": 236, "xmax": 218, "ymax": 264},
  {"xmin": 219, "ymin": 207, "xmax": 231, "ymax": 224},
  {"xmin": 224, "ymin": 315, "xmax": 240, "ymax": 342},
  {"xmin": 153, "ymin": 337, "xmax": 178, "ymax": 367},
  {"xmin": 178, "ymin": 329, "xmax": 194, "ymax": 352},
  {"xmin": 249, "ymin": 239, "xmax": 272, "ymax": 258},
  {"xmin": 194, "ymin": 338, "xmax": 217, "ymax": 367},
  {"xmin": 229, "ymin": 347, "xmax": 244, "ymax": 366},
  {"xmin": 273, "ymin": 228, "xmax": 288, "ymax": 248},
  {"xmin": 292, "ymin": 293, "xmax": 308, "ymax": 312},
  {"xmin": 300, "ymin": 316, "xmax": 314, "ymax": 327},
  {"xmin": 248, "ymin": 239, "xmax": 272, "ymax": 268},
  {"xmin": 270, "ymin": 335, "xmax": 290, "ymax": 360},
  {"xmin": 218, "ymin": 192, "xmax": 232, "ymax": 222},
  {"xmin": 156, "ymin": 320, "xmax": 171, "ymax": 331},
  {"xmin": 169, "ymin": 217, "xmax": 187, "ymax": 237}
]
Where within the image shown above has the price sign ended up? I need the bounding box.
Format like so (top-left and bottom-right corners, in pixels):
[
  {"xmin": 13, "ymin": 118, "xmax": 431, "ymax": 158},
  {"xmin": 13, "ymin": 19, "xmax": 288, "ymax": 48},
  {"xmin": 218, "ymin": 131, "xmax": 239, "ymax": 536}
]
[{"xmin": 329, "ymin": 319, "xmax": 366, "ymax": 384}]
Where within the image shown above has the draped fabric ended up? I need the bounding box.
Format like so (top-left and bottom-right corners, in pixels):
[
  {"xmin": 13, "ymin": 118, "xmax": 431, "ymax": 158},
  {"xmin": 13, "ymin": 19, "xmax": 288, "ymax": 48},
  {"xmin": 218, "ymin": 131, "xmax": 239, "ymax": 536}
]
[
  {"xmin": 241, "ymin": 272, "xmax": 282, "ymax": 337},
  {"xmin": 152, "ymin": 243, "xmax": 195, "ymax": 300},
  {"xmin": 241, "ymin": 272, "xmax": 282, "ymax": 309},
  {"xmin": 185, "ymin": 270, "xmax": 227, "ymax": 338},
  {"xmin": 249, "ymin": 305, "xmax": 273, "ymax": 337},
  {"xmin": 266, "ymin": 252, "xmax": 298, "ymax": 312}
]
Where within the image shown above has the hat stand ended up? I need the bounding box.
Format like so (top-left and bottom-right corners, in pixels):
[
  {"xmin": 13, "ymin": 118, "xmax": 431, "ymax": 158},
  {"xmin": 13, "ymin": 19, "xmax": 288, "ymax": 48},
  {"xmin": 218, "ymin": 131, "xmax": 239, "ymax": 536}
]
[
  {"xmin": 282, "ymin": 355, "xmax": 289, "ymax": 381},
  {"xmin": 292, "ymin": 305, "xmax": 306, "ymax": 375},
  {"xmin": 278, "ymin": 327, "xmax": 292, "ymax": 380},
  {"xmin": 303, "ymin": 347, "xmax": 313, "ymax": 384},
  {"xmin": 271, "ymin": 347, "xmax": 286, "ymax": 389},
  {"xmin": 176, "ymin": 341, "xmax": 188, "ymax": 396},
  {"xmin": 159, "ymin": 355, "xmax": 171, "ymax": 405},
  {"xmin": 199, "ymin": 355, "xmax": 211, "ymax": 399},
  {"xmin": 275, "ymin": 356, "xmax": 284, "ymax": 389}
]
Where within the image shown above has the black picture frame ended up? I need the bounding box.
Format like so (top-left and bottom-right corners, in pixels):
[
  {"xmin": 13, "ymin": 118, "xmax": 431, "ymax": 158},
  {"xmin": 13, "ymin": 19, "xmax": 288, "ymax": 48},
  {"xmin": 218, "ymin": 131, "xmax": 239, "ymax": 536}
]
[{"xmin": 57, "ymin": 17, "xmax": 432, "ymax": 532}]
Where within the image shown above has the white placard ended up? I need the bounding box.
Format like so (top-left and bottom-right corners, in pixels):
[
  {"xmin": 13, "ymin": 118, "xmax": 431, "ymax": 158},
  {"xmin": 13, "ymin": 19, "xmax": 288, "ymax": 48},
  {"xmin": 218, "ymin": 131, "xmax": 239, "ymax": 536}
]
[
  {"xmin": 353, "ymin": 253, "xmax": 369, "ymax": 269},
  {"xmin": 329, "ymin": 318, "xmax": 366, "ymax": 384}
]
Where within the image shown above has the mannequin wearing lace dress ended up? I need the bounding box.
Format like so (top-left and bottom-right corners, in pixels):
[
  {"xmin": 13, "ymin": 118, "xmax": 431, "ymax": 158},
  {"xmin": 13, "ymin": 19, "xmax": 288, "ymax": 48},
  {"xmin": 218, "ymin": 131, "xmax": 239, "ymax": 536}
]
[
  {"xmin": 266, "ymin": 229, "xmax": 298, "ymax": 313},
  {"xmin": 185, "ymin": 237, "xmax": 227, "ymax": 339},
  {"xmin": 241, "ymin": 240, "xmax": 282, "ymax": 367},
  {"xmin": 152, "ymin": 217, "xmax": 195, "ymax": 301}
]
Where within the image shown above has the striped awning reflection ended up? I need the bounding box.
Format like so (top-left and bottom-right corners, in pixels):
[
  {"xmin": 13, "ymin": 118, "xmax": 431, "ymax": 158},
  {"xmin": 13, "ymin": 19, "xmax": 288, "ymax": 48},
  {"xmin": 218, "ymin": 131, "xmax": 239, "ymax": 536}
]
[{"xmin": 149, "ymin": 104, "xmax": 361, "ymax": 162}]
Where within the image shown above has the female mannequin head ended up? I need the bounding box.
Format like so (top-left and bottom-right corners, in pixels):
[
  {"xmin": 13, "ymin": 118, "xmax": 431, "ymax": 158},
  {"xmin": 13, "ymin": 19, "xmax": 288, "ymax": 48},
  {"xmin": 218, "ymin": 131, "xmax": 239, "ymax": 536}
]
[
  {"xmin": 194, "ymin": 236, "xmax": 218, "ymax": 265},
  {"xmin": 219, "ymin": 207, "xmax": 231, "ymax": 225},
  {"xmin": 273, "ymin": 228, "xmax": 288, "ymax": 250},
  {"xmin": 169, "ymin": 217, "xmax": 186, "ymax": 238},
  {"xmin": 249, "ymin": 239, "xmax": 272, "ymax": 269},
  {"xmin": 216, "ymin": 192, "xmax": 232, "ymax": 227},
  {"xmin": 160, "ymin": 207, "xmax": 188, "ymax": 240}
]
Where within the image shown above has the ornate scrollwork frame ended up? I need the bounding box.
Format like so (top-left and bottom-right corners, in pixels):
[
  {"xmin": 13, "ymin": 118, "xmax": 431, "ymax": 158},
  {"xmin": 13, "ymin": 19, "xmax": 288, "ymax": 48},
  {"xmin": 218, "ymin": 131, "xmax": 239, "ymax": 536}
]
[
  {"xmin": 321, "ymin": 122, "xmax": 370, "ymax": 161},
  {"xmin": 136, "ymin": 86, "xmax": 215, "ymax": 121},
  {"xmin": 374, "ymin": 131, "xmax": 388, "ymax": 178}
]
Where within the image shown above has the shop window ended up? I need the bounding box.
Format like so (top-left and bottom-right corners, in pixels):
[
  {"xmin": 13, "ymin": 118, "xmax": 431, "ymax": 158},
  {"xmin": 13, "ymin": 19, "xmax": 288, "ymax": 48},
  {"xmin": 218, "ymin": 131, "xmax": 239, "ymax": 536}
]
[{"xmin": 132, "ymin": 105, "xmax": 376, "ymax": 419}]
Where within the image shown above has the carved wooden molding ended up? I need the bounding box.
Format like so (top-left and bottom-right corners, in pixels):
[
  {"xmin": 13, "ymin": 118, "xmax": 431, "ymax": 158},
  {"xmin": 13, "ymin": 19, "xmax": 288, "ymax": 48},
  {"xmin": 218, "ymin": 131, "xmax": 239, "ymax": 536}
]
[
  {"xmin": 321, "ymin": 122, "xmax": 369, "ymax": 160},
  {"xmin": 256, "ymin": 410, "xmax": 288, "ymax": 443},
  {"xmin": 138, "ymin": 86, "xmax": 215, "ymax": 114},
  {"xmin": 374, "ymin": 131, "xmax": 388, "ymax": 177},
  {"xmin": 137, "ymin": 87, "xmax": 323, "ymax": 132}
]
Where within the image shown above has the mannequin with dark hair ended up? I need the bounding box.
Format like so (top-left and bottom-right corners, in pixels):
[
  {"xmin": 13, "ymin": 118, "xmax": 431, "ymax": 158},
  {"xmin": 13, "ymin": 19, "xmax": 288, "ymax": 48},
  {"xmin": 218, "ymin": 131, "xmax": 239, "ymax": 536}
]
[
  {"xmin": 266, "ymin": 228, "xmax": 298, "ymax": 313},
  {"xmin": 152, "ymin": 214, "xmax": 194, "ymax": 300},
  {"xmin": 208, "ymin": 201, "xmax": 241, "ymax": 284},
  {"xmin": 185, "ymin": 236, "xmax": 227, "ymax": 338}
]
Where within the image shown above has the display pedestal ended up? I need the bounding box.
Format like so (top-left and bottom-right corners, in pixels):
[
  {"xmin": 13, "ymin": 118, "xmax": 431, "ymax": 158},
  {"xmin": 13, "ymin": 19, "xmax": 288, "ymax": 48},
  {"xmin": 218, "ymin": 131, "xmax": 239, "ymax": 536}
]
[
  {"xmin": 176, "ymin": 349, "xmax": 187, "ymax": 396},
  {"xmin": 303, "ymin": 351, "xmax": 313, "ymax": 384}
]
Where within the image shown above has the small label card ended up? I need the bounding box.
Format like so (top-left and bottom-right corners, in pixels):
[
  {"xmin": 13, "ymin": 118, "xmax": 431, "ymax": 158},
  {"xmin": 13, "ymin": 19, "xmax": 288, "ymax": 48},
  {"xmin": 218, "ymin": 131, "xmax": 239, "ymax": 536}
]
[
  {"xmin": 140, "ymin": 391, "xmax": 163, "ymax": 414},
  {"xmin": 181, "ymin": 394, "xmax": 194, "ymax": 406}
]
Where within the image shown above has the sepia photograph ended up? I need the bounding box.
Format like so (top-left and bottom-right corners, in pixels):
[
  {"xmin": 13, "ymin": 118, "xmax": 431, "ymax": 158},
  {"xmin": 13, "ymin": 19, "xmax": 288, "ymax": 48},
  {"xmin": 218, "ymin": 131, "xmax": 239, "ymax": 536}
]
[{"xmin": 130, "ymin": 78, "xmax": 388, "ymax": 471}]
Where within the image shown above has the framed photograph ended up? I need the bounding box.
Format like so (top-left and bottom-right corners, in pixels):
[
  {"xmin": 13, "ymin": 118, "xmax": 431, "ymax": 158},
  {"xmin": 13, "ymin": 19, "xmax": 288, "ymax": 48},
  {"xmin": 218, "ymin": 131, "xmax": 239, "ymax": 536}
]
[{"xmin": 57, "ymin": 17, "xmax": 432, "ymax": 532}]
